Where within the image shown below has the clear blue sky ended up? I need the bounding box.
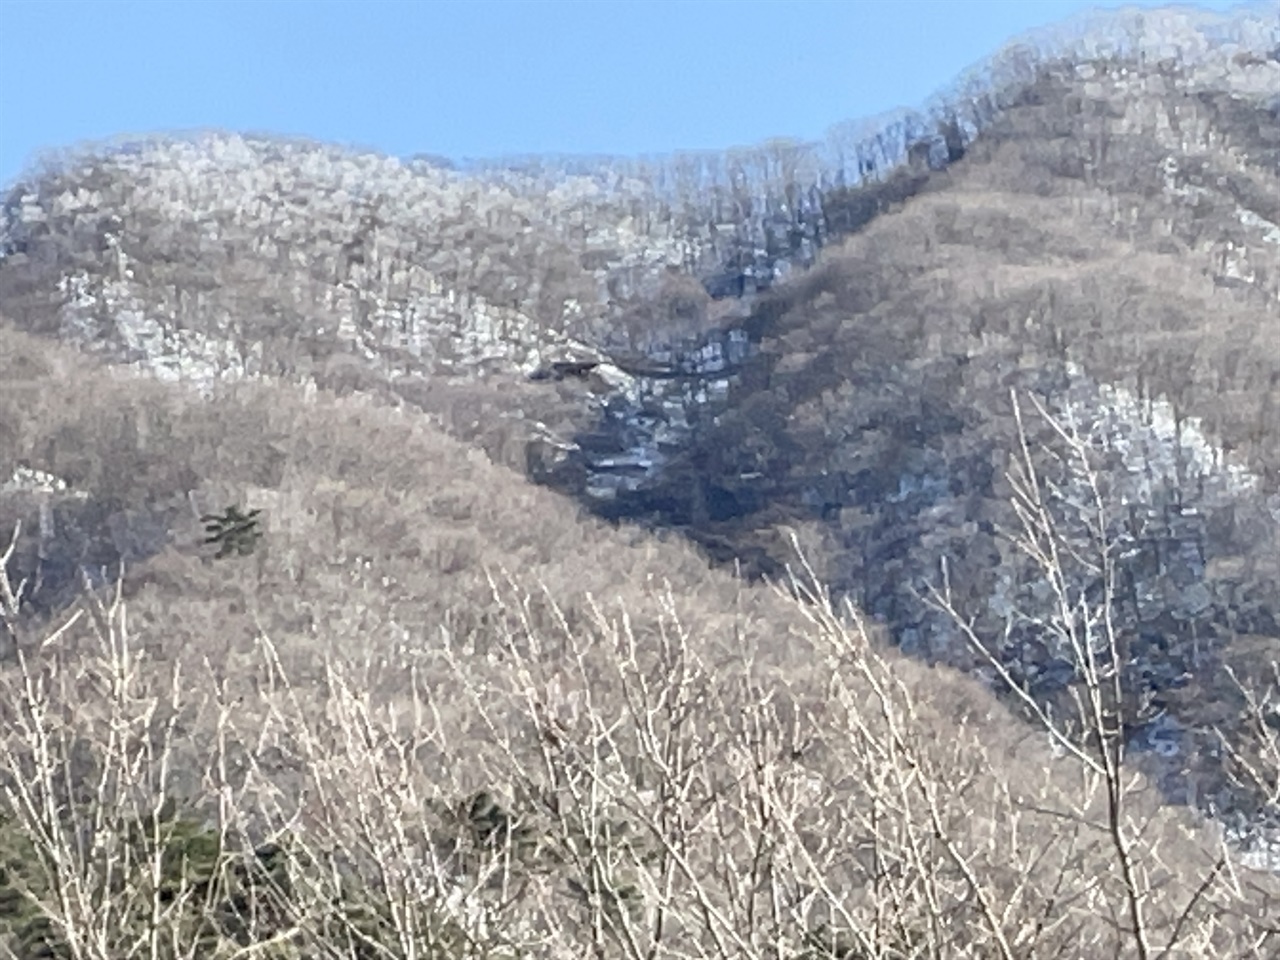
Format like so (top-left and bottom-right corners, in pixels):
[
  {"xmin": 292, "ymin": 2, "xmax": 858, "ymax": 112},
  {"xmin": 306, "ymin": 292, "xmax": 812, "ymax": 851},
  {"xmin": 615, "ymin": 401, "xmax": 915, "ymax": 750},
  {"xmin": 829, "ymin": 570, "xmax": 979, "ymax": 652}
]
[{"xmin": 0, "ymin": 0, "xmax": 1245, "ymax": 186}]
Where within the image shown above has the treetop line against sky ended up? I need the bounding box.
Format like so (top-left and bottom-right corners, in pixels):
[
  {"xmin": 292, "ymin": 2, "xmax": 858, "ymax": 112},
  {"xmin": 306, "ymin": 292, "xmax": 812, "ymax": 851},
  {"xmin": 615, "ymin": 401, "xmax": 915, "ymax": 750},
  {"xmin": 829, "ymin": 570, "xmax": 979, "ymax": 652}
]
[{"xmin": 0, "ymin": 0, "xmax": 1247, "ymax": 187}]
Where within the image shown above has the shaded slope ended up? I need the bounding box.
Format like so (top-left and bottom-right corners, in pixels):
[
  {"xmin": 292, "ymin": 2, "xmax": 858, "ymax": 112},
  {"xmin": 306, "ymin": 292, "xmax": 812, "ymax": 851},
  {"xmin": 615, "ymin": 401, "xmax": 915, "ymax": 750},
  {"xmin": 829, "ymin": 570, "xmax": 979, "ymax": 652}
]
[{"xmin": 564, "ymin": 57, "xmax": 1280, "ymax": 834}]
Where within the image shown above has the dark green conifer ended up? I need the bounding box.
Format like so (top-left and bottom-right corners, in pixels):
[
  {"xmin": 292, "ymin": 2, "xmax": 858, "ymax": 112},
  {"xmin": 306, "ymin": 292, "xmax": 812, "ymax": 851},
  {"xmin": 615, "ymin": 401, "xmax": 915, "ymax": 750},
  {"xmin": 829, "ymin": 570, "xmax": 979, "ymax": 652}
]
[{"xmin": 201, "ymin": 505, "xmax": 264, "ymax": 558}]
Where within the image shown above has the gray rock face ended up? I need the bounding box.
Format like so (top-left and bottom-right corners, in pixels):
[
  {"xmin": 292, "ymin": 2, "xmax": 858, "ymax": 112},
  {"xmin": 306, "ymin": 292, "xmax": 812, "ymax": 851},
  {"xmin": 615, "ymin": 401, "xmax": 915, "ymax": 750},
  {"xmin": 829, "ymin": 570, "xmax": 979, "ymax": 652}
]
[{"xmin": 528, "ymin": 329, "xmax": 754, "ymax": 503}]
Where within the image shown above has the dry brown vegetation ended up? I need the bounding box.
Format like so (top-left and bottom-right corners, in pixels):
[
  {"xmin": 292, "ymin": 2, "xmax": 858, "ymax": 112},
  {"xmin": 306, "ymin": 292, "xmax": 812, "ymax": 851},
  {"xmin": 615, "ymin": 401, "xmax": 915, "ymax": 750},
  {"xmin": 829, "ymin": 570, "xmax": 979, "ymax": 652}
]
[
  {"xmin": 1, "ymin": 24, "xmax": 1278, "ymax": 958},
  {"xmin": 1, "ymin": 324, "xmax": 1278, "ymax": 958},
  {"xmin": 593, "ymin": 68, "xmax": 1280, "ymax": 831}
]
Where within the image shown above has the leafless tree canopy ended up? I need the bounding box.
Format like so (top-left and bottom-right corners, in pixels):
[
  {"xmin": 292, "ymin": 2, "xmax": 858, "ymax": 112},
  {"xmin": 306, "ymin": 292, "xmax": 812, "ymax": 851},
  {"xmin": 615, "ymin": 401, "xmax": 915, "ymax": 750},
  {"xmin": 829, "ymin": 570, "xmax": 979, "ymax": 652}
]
[{"xmin": 0, "ymin": 3, "xmax": 1278, "ymax": 956}]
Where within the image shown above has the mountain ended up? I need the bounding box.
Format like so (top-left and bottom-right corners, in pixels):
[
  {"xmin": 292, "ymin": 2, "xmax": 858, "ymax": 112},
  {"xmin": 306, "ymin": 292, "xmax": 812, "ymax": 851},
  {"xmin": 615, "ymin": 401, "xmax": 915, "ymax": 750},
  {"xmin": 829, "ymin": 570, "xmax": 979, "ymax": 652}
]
[
  {"xmin": 1, "ymin": 3, "xmax": 1279, "ymax": 957},
  {"xmin": 580, "ymin": 39, "xmax": 1280, "ymax": 819}
]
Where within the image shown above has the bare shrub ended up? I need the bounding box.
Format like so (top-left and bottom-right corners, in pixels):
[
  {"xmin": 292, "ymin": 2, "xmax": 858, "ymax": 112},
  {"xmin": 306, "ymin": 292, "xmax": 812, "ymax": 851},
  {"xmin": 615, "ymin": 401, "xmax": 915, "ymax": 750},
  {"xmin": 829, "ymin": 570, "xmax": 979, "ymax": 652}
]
[
  {"xmin": 3, "ymin": 510, "xmax": 1276, "ymax": 957},
  {"xmin": 925, "ymin": 391, "xmax": 1280, "ymax": 958},
  {"xmin": 1, "ymin": 334, "xmax": 1276, "ymax": 957}
]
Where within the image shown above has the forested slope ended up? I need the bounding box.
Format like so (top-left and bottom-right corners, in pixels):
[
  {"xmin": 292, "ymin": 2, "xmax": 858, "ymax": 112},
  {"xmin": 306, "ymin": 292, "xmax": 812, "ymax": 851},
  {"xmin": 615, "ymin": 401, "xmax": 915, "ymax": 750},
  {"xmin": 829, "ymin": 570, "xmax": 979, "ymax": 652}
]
[{"xmin": 1, "ymin": 4, "xmax": 1279, "ymax": 956}]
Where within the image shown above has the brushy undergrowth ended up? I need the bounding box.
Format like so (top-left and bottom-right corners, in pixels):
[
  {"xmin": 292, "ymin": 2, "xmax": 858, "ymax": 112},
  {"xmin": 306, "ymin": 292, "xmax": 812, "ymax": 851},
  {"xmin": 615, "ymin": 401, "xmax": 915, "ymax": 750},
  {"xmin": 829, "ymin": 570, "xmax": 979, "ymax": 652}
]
[
  {"xmin": 0, "ymin": 335, "xmax": 1276, "ymax": 958},
  {"xmin": 1, "ymin": 549, "xmax": 1277, "ymax": 959}
]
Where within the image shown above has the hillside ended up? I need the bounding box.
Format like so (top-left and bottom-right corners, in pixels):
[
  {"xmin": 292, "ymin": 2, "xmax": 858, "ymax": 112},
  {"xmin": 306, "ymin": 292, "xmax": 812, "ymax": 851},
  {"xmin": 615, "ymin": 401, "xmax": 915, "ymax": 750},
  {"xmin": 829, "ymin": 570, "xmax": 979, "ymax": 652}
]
[
  {"xmin": 1, "ymin": 3, "xmax": 1279, "ymax": 957},
  {"xmin": 578, "ymin": 52, "xmax": 1280, "ymax": 825},
  {"xmin": 1, "ymin": 324, "xmax": 1277, "ymax": 958}
]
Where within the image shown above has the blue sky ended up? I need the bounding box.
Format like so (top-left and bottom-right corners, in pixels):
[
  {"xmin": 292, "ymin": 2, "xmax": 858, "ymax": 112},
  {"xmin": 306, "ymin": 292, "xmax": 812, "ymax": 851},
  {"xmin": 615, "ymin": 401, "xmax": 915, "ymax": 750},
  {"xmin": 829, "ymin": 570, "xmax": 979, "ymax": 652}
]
[{"xmin": 0, "ymin": 0, "xmax": 1245, "ymax": 186}]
